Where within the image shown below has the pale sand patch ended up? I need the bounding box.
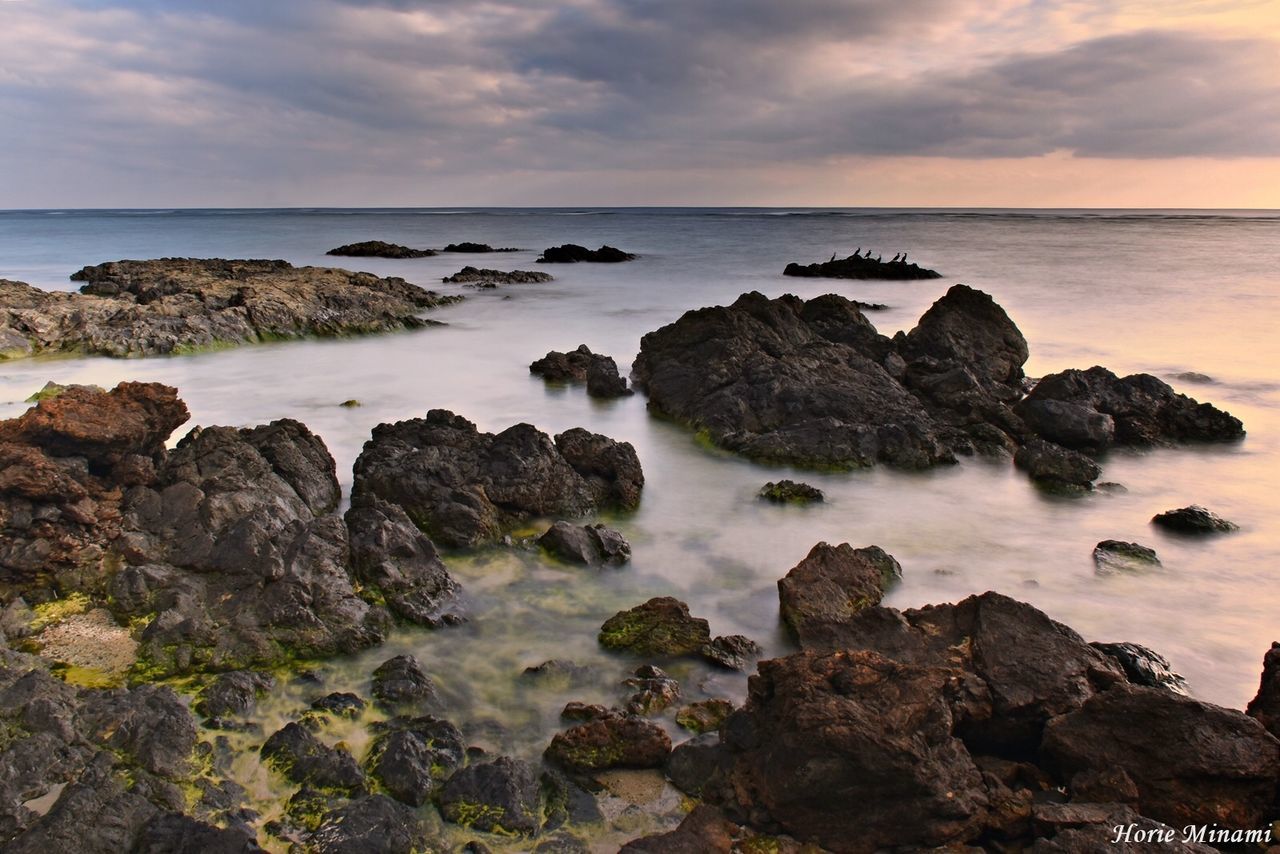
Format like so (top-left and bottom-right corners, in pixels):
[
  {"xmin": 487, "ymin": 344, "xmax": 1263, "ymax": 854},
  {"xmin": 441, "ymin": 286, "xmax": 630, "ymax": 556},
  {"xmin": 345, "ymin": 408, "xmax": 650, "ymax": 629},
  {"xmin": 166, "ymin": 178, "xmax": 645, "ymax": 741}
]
[{"xmin": 36, "ymin": 608, "xmax": 137, "ymax": 679}]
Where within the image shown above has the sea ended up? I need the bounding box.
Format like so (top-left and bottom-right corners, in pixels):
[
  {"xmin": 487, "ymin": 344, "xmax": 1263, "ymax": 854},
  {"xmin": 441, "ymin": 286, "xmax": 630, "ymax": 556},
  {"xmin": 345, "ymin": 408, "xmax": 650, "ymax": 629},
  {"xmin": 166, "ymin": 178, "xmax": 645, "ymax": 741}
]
[{"xmin": 1, "ymin": 207, "xmax": 1278, "ymax": 838}]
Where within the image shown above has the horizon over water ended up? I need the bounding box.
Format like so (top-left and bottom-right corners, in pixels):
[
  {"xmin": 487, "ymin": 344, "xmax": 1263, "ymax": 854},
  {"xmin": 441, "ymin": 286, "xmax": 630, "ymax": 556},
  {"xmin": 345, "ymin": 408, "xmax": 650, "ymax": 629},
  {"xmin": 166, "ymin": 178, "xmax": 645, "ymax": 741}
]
[{"xmin": 2, "ymin": 206, "xmax": 1279, "ymax": 842}]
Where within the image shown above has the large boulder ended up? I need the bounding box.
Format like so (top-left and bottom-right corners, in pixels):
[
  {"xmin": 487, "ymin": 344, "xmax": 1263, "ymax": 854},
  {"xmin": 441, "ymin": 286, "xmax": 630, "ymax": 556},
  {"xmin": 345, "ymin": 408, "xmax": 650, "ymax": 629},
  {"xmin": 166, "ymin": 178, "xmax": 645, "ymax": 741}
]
[
  {"xmin": 777, "ymin": 543, "xmax": 901, "ymax": 644},
  {"xmin": 536, "ymin": 244, "xmax": 635, "ymax": 263},
  {"xmin": 350, "ymin": 410, "xmax": 643, "ymax": 548},
  {"xmin": 538, "ymin": 521, "xmax": 630, "ymax": 567},
  {"xmin": 345, "ymin": 496, "xmax": 461, "ymax": 626},
  {"xmin": 437, "ymin": 755, "xmax": 543, "ymax": 836},
  {"xmin": 364, "ymin": 716, "xmax": 465, "ymax": 806},
  {"xmin": 544, "ymin": 709, "xmax": 671, "ymax": 773},
  {"xmin": 1246, "ymin": 642, "xmax": 1280, "ymax": 739},
  {"xmin": 598, "ymin": 597, "xmax": 710, "ymax": 657},
  {"xmin": 260, "ymin": 723, "xmax": 366, "ymax": 795},
  {"xmin": 899, "ymin": 283, "xmax": 1028, "ymax": 388},
  {"xmin": 1151, "ymin": 505, "xmax": 1239, "ymax": 534},
  {"xmin": 1042, "ymin": 684, "xmax": 1280, "ymax": 829}
]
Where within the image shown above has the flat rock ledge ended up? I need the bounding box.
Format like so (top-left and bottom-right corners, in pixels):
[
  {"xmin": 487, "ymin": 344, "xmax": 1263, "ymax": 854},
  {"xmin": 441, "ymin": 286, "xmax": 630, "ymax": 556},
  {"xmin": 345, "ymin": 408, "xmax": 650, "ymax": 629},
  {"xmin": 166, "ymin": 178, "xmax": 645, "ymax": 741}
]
[
  {"xmin": 0, "ymin": 258, "xmax": 461, "ymax": 360},
  {"xmin": 442, "ymin": 266, "xmax": 553, "ymax": 286},
  {"xmin": 326, "ymin": 241, "xmax": 436, "ymax": 258},
  {"xmin": 783, "ymin": 251, "xmax": 942, "ymax": 280}
]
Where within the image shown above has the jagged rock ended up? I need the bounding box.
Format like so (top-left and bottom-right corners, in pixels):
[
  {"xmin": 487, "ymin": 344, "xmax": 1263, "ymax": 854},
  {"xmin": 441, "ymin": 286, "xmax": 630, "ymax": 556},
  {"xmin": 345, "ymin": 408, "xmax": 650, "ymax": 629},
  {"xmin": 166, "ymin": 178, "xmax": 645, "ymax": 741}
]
[
  {"xmin": 345, "ymin": 496, "xmax": 461, "ymax": 626},
  {"xmin": 665, "ymin": 733, "xmax": 733, "ymax": 797},
  {"xmin": 699, "ymin": 635, "xmax": 762, "ymax": 671},
  {"xmin": 0, "ymin": 259, "xmax": 459, "ymax": 361},
  {"xmin": 544, "ymin": 710, "xmax": 671, "ymax": 772},
  {"xmin": 308, "ymin": 794, "xmax": 431, "ymax": 854},
  {"xmin": 1042, "ymin": 684, "xmax": 1280, "ymax": 829},
  {"xmin": 370, "ymin": 655, "xmax": 439, "ymax": 711},
  {"xmin": 135, "ymin": 812, "xmax": 264, "ymax": 853},
  {"xmin": 351, "ymin": 410, "xmax": 643, "ymax": 548},
  {"xmin": 783, "ymin": 252, "xmax": 941, "ymax": 280},
  {"xmin": 1151, "ymin": 505, "xmax": 1238, "ymax": 534},
  {"xmin": 537, "ymin": 244, "xmax": 635, "ymax": 263},
  {"xmin": 442, "ymin": 266, "xmax": 551, "ymax": 285},
  {"xmin": 520, "ymin": 660, "xmax": 596, "ymax": 687},
  {"xmin": 193, "ymin": 671, "xmax": 274, "ymax": 724},
  {"xmin": 620, "ymin": 804, "xmax": 740, "ymax": 852},
  {"xmin": 623, "ymin": 665, "xmax": 680, "ymax": 716},
  {"xmin": 1091, "ymin": 541, "xmax": 1161, "ymax": 573},
  {"xmin": 757, "ymin": 480, "xmax": 824, "ymax": 504},
  {"xmin": 777, "ymin": 543, "xmax": 901, "ymax": 644},
  {"xmin": 309, "ymin": 692, "xmax": 366, "ymax": 718},
  {"xmin": 599, "ymin": 597, "xmax": 710, "ymax": 658},
  {"xmin": 364, "ymin": 715, "xmax": 465, "ymax": 806},
  {"xmin": 442, "ymin": 243, "xmax": 518, "ymax": 253},
  {"xmin": 675, "ymin": 699, "xmax": 735, "ymax": 734},
  {"xmin": 1090, "ymin": 642, "xmax": 1187, "ymax": 694},
  {"xmin": 326, "ymin": 241, "xmax": 435, "ymax": 258},
  {"xmin": 538, "ymin": 521, "xmax": 630, "ymax": 567},
  {"xmin": 541, "ymin": 768, "xmax": 603, "ymax": 830},
  {"xmin": 559, "ymin": 702, "xmax": 610, "ymax": 722},
  {"xmin": 438, "ymin": 756, "xmax": 542, "ymax": 836},
  {"xmin": 260, "ymin": 723, "xmax": 366, "ymax": 795},
  {"xmin": 1017, "ymin": 366, "xmax": 1243, "ymax": 451},
  {"xmin": 1247, "ymin": 642, "xmax": 1280, "ymax": 740},
  {"xmin": 1014, "ymin": 439, "xmax": 1100, "ymax": 490},
  {"xmin": 530, "ymin": 344, "xmax": 633, "ymax": 398}
]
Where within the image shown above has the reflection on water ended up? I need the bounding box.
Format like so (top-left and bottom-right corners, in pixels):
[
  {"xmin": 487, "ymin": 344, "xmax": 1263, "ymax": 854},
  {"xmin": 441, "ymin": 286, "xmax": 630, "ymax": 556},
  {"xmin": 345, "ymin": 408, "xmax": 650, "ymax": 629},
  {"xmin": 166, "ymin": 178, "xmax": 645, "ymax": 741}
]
[{"xmin": 2, "ymin": 208, "xmax": 1279, "ymax": 848}]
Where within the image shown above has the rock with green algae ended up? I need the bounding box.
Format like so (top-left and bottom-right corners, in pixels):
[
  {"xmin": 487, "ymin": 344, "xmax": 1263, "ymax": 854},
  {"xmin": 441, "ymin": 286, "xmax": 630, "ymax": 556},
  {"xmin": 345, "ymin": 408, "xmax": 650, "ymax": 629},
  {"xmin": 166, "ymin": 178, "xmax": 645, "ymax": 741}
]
[
  {"xmin": 438, "ymin": 755, "xmax": 543, "ymax": 836},
  {"xmin": 370, "ymin": 654, "xmax": 440, "ymax": 711},
  {"xmin": 544, "ymin": 708, "xmax": 671, "ymax": 773},
  {"xmin": 260, "ymin": 722, "xmax": 366, "ymax": 795},
  {"xmin": 757, "ymin": 480, "xmax": 824, "ymax": 505},
  {"xmin": 598, "ymin": 597, "xmax": 711, "ymax": 658},
  {"xmin": 307, "ymin": 794, "xmax": 433, "ymax": 854},
  {"xmin": 364, "ymin": 715, "xmax": 466, "ymax": 806},
  {"xmin": 675, "ymin": 699, "xmax": 736, "ymax": 734}
]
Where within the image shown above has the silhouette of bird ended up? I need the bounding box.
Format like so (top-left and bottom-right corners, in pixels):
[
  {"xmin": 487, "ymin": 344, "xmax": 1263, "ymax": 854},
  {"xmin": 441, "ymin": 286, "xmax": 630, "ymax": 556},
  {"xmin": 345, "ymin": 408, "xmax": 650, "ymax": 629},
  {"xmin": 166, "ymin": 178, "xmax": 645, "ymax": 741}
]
[
  {"xmin": 901, "ymin": 252, "xmax": 908, "ymax": 264},
  {"xmin": 891, "ymin": 253, "xmax": 901, "ymax": 262},
  {"xmin": 829, "ymin": 252, "xmax": 837, "ymax": 262},
  {"xmin": 854, "ymin": 247, "xmax": 862, "ymax": 257}
]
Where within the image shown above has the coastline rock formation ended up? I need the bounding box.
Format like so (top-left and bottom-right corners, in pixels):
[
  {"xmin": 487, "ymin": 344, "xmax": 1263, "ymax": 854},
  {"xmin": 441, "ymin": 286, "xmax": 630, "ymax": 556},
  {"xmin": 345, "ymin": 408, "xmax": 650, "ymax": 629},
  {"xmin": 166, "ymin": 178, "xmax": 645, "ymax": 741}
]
[
  {"xmin": 783, "ymin": 251, "xmax": 941, "ymax": 280},
  {"xmin": 0, "ymin": 259, "xmax": 460, "ymax": 361},
  {"xmin": 530, "ymin": 344, "xmax": 632, "ymax": 398},
  {"xmin": 326, "ymin": 241, "xmax": 436, "ymax": 258},
  {"xmin": 441, "ymin": 266, "xmax": 553, "ymax": 286},
  {"xmin": 633, "ymin": 286, "xmax": 1243, "ymax": 471},
  {"xmin": 351, "ymin": 410, "xmax": 643, "ymax": 548},
  {"xmin": 536, "ymin": 244, "xmax": 636, "ymax": 263},
  {"xmin": 441, "ymin": 242, "xmax": 518, "ymax": 253}
]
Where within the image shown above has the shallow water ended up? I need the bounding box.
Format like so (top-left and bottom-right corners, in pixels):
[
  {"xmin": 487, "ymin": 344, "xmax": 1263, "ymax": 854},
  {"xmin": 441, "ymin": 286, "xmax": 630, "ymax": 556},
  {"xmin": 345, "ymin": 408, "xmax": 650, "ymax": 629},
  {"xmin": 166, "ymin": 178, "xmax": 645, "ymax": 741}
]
[{"xmin": 2, "ymin": 208, "xmax": 1279, "ymax": 847}]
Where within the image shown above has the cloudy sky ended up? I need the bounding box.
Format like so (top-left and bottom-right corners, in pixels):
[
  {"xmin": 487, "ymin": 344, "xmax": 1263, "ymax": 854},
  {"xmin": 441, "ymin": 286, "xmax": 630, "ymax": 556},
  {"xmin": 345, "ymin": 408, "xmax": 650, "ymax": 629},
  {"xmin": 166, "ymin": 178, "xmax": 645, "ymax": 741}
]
[{"xmin": 1, "ymin": 0, "xmax": 1278, "ymax": 207}]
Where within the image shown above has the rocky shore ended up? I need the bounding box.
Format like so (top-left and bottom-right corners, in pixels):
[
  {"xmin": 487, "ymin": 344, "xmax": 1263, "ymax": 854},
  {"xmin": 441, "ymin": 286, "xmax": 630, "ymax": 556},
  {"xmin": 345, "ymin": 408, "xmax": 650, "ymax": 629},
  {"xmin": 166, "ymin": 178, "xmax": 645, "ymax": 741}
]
[{"xmin": 0, "ymin": 258, "xmax": 461, "ymax": 360}]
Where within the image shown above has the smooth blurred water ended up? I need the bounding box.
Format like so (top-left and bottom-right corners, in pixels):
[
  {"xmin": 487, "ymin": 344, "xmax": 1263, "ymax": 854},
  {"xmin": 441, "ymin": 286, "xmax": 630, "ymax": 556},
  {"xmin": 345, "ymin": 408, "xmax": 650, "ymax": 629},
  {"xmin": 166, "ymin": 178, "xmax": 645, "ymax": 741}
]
[{"xmin": 2, "ymin": 209, "xmax": 1279, "ymax": 839}]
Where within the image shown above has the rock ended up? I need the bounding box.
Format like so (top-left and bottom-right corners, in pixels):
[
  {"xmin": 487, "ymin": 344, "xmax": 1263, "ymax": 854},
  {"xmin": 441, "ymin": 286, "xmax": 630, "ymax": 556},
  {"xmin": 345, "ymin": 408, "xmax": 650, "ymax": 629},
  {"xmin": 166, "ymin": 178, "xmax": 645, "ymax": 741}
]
[
  {"xmin": 370, "ymin": 655, "xmax": 439, "ymax": 711},
  {"xmin": 308, "ymin": 794, "xmax": 431, "ymax": 854},
  {"xmin": 520, "ymin": 660, "xmax": 596, "ymax": 687},
  {"xmin": 135, "ymin": 812, "xmax": 264, "ymax": 853},
  {"xmin": 0, "ymin": 260, "xmax": 459, "ymax": 361},
  {"xmin": 540, "ymin": 768, "xmax": 603, "ymax": 830},
  {"xmin": 325, "ymin": 241, "xmax": 435, "ymax": 258},
  {"xmin": 620, "ymin": 804, "xmax": 740, "ymax": 853},
  {"xmin": 1090, "ymin": 642, "xmax": 1188, "ymax": 694},
  {"xmin": 1173, "ymin": 371, "xmax": 1214, "ymax": 384},
  {"xmin": 599, "ymin": 597, "xmax": 711, "ymax": 658},
  {"xmin": 338, "ymin": 399, "xmax": 361, "ymax": 408},
  {"xmin": 1091, "ymin": 541, "xmax": 1161, "ymax": 574},
  {"xmin": 585, "ymin": 357, "xmax": 631, "ymax": 398},
  {"xmin": 1014, "ymin": 439, "xmax": 1101, "ymax": 490},
  {"xmin": 1042, "ymin": 683, "xmax": 1280, "ymax": 829},
  {"xmin": 757, "ymin": 480, "xmax": 824, "ymax": 504},
  {"xmin": 442, "ymin": 266, "xmax": 552, "ymax": 285},
  {"xmin": 442, "ymin": 242, "xmax": 518, "ymax": 253},
  {"xmin": 1151, "ymin": 505, "xmax": 1239, "ymax": 534},
  {"xmin": 532, "ymin": 831, "xmax": 591, "ymax": 853},
  {"xmin": 720, "ymin": 649, "xmax": 991, "ymax": 852},
  {"xmin": 538, "ymin": 521, "xmax": 631, "ymax": 567},
  {"xmin": 675, "ymin": 699, "xmax": 735, "ymax": 734},
  {"xmin": 559, "ymin": 702, "xmax": 610, "ymax": 722},
  {"xmin": 632, "ymin": 290, "xmax": 959, "ymax": 468},
  {"xmin": 900, "ymin": 282, "xmax": 1028, "ymax": 387},
  {"xmin": 193, "ymin": 671, "xmax": 275, "ymax": 724},
  {"xmin": 1027, "ymin": 802, "xmax": 1216, "ymax": 853},
  {"xmin": 530, "ymin": 344, "xmax": 633, "ymax": 398},
  {"xmin": 536, "ymin": 244, "xmax": 636, "ymax": 263},
  {"xmin": 777, "ymin": 543, "xmax": 901, "ymax": 644},
  {"xmin": 665, "ymin": 733, "xmax": 733, "ymax": 796},
  {"xmin": 260, "ymin": 723, "xmax": 366, "ymax": 795},
  {"xmin": 25, "ymin": 381, "xmax": 86, "ymax": 403},
  {"xmin": 544, "ymin": 710, "xmax": 671, "ymax": 772},
  {"xmin": 438, "ymin": 755, "xmax": 543, "ymax": 836},
  {"xmin": 623, "ymin": 665, "xmax": 680, "ymax": 716},
  {"xmin": 309, "ymin": 692, "xmax": 366, "ymax": 718},
  {"xmin": 345, "ymin": 496, "xmax": 461, "ymax": 626},
  {"xmin": 1017, "ymin": 366, "xmax": 1243, "ymax": 450},
  {"xmin": 782, "ymin": 252, "xmax": 941, "ymax": 280},
  {"xmin": 351, "ymin": 410, "xmax": 643, "ymax": 548},
  {"xmin": 364, "ymin": 715, "xmax": 465, "ymax": 806},
  {"xmin": 1247, "ymin": 642, "xmax": 1280, "ymax": 740},
  {"xmin": 77, "ymin": 684, "xmax": 198, "ymax": 779},
  {"xmin": 699, "ymin": 635, "xmax": 762, "ymax": 671}
]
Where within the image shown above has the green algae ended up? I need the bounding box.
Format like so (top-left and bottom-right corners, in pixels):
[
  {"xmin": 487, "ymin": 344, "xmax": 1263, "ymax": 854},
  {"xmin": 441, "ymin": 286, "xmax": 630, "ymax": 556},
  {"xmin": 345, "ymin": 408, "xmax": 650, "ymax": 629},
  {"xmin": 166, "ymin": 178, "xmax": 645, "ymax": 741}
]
[{"xmin": 29, "ymin": 592, "xmax": 92, "ymax": 631}]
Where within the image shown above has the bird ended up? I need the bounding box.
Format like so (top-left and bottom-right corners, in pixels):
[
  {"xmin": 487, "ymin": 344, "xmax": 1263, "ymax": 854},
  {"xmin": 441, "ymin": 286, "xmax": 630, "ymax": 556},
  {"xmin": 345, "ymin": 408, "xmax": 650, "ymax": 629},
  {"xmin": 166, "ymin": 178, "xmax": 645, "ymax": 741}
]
[{"xmin": 891, "ymin": 253, "xmax": 901, "ymax": 262}]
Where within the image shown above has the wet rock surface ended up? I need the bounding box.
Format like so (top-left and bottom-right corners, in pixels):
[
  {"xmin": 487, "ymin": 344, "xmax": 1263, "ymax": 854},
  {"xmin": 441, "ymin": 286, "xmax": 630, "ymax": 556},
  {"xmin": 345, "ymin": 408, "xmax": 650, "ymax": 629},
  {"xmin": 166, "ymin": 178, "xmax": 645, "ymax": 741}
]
[
  {"xmin": 783, "ymin": 251, "xmax": 941, "ymax": 280},
  {"xmin": 326, "ymin": 241, "xmax": 436, "ymax": 258},
  {"xmin": 777, "ymin": 543, "xmax": 901, "ymax": 645},
  {"xmin": 536, "ymin": 244, "xmax": 636, "ymax": 263},
  {"xmin": 530, "ymin": 344, "xmax": 633, "ymax": 397},
  {"xmin": 193, "ymin": 671, "xmax": 275, "ymax": 726},
  {"xmin": 757, "ymin": 479, "xmax": 824, "ymax": 504},
  {"xmin": 365, "ymin": 715, "xmax": 465, "ymax": 806},
  {"xmin": 438, "ymin": 755, "xmax": 543, "ymax": 835},
  {"xmin": 598, "ymin": 597, "xmax": 710, "ymax": 658},
  {"xmin": 0, "ymin": 259, "xmax": 460, "ymax": 360},
  {"xmin": 1092, "ymin": 540, "xmax": 1160, "ymax": 573},
  {"xmin": 1090, "ymin": 642, "xmax": 1187, "ymax": 694},
  {"xmin": 1151, "ymin": 504, "xmax": 1239, "ymax": 534},
  {"xmin": 544, "ymin": 709, "xmax": 672, "ymax": 773},
  {"xmin": 352, "ymin": 409, "xmax": 643, "ymax": 548},
  {"xmin": 443, "ymin": 266, "xmax": 552, "ymax": 285},
  {"xmin": 1014, "ymin": 438, "xmax": 1100, "ymax": 491},
  {"xmin": 370, "ymin": 655, "xmax": 439, "ymax": 711},
  {"xmin": 308, "ymin": 794, "xmax": 430, "ymax": 854},
  {"xmin": 538, "ymin": 521, "xmax": 630, "ymax": 567},
  {"xmin": 260, "ymin": 723, "xmax": 366, "ymax": 795}
]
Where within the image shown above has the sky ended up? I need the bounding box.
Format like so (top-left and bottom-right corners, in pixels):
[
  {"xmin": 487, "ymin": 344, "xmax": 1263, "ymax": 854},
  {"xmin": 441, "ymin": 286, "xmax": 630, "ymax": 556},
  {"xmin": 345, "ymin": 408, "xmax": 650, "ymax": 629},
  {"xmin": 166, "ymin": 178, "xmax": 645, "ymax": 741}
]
[{"xmin": 0, "ymin": 0, "xmax": 1278, "ymax": 208}]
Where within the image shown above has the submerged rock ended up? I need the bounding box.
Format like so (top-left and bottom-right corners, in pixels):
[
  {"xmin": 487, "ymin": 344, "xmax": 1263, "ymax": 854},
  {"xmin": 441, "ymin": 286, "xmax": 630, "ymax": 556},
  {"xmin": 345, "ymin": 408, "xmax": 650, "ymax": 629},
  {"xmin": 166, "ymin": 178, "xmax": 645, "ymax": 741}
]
[
  {"xmin": 699, "ymin": 634, "xmax": 762, "ymax": 671},
  {"xmin": 1092, "ymin": 540, "xmax": 1161, "ymax": 573},
  {"xmin": 675, "ymin": 699, "xmax": 735, "ymax": 734},
  {"xmin": 757, "ymin": 480, "xmax": 824, "ymax": 504},
  {"xmin": 308, "ymin": 794, "xmax": 431, "ymax": 854},
  {"xmin": 442, "ymin": 242, "xmax": 518, "ymax": 253},
  {"xmin": 1151, "ymin": 505, "xmax": 1239, "ymax": 534},
  {"xmin": 365, "ymin": 715, "xmax": 465, "ymax": 806},
  {"xmin": 777, "ymin": 543, "xmax": 901, "ymax": 645},
  {"xmin": 783, "ymin": 252, "xmax": 941, "ymax": 280},
  {"xmin": 260, "ymin": 723, "xmax": 366, "ymax": 795},
  {"xmin": 438, "ymin": 755, "xmax": 543, "ymax": 836},
  {"xmin": 599, "ymin": 597, "xmax": 710, "ymax": 658},
  {"xmin": 1090, "ymin": 642, "xmax": 1187, "ymax": 694},
  {"xmin": 537, "ymin": 244, "xmax": 636, "ymax": 263},
  {"xmin": 1, "ymin": 259, "xmax": 460, "ymax": 361},
  {"xmin": 530, "ymin": 344, "xmax": 632, "ymax": 398},
  {"xmin": 544, "ymin": 710, "xmax": 671, "ymax": 772},
  {"xmin": 310, "ymin": 692, "xmax": 365, "ymax": 719},
  {"xmin": 370, "ymin": 655, "xmax": 439, "ymax": 711},
  {"xmin": 442, "ymin": 266, "xmax": 552, "ymax": 285},
  {"xmin": 538, "ymin": 521, "xmax": 630, "ymax": 567},
  {"xmin": 1014, "ymin": 438, "xmax": 1100, "ymax": 491},
  {"xmin": 193, "ymin": 671, "xmax": 275, "ymax": 725},
  {"xmin": 351, "ymin": 410, "xmax": 643, "ymax": 548},
  {"xmin": 326, "ymin": 241, "xmax": 435, "ymax": 258}
]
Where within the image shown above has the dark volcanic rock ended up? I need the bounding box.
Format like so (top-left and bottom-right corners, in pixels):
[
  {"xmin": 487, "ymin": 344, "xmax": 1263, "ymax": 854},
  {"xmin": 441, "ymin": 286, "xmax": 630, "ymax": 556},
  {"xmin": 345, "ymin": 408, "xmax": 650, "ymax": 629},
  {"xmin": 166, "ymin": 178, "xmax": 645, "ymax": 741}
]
[
  {"xmin": 1151, "ymin": 505, "xmax": 1239, "ymax": 534},
  {"xmin": 370, "ymin": 655, "xmax": 438, "ymax": 711},
  {"xmin": 1027, "ymin": 803, "xmax": 1215, "ymax": 853},
  {"xmin": 623, "ymin": 665, "xmax": 681, "ymax": 716},
  {"xmin": 537, "ymin": 244, "xmax": 636, "ymax": 263},
  {"xmin": 310, "ymin": 692, "xmax": 365, "ymax": 718},
  {"xmin": 599, "ymin": 597, "xmax": 710, "ymax": 657},
  {"xmin": 1016, "ymin": 366, "xmax": 1243, "ymax": 451},
  {"xmin": 260, "ymin": 722, "xmax": 366, "ymax": 795},
  {"xmin": 901, "ymin": 282, "xmax": 1028, "ymax": 387},
  {"xmin": 0, "ymin": 259, "xmax": 460, "ymax": 361},
  {"xmin": 530, "ymin": 344, "xmax": 633, "ymax": 398},
  {"xmin": 193, "ymin": 671, "xmax": 275, "ymax": 724},
  {"xmin": 777, "ymin": 543, "xmax": 901, "ymax": 645},
  {"xmin": 135, "ymin": 812, "xmax": 263, "ymax": 853},
  {"xmin": 620, "ymin": 805, "xmax": 740, "ymax": 853},
  {"xmin": 783, "ymin": 251, "xmax": 941, "ymax": 280},
  {"xmin": 1091, "ymin": 540, "xmax": 1160, "ymax": 574},
  {"xmin": 675, "ymin": 699, "xmax": 735, "ymax": 734},
  {"xmin": 1014, "ymin": 438, "xmax": 1100, "ymax": 490},
  {"xmin": 308, "ymin": 794, "xmax": 430, "ymax": 854},
  {"xmin": 326, "ymin": 241, "xmax": 435, "ymax": 258},
  {"xmin": 1042, "ymin": 683, "xmax": 1280, "ymax": 829},
  {"xmin": 438, "ymin": 755, "xmax": 543, "ymax": 836},
  {"xmin": 666, "ymin": 733, "xmax": 733, "ymax": 797},
  {"xmin": 538, "ymin": 521, "xmax": 630, "ymax": 567},
  {"xmin": 351, "ymin": 410, "xmax": 643, "ymax": 548},
  {"xmin": 1090, "ymin": 642, "xmax": 1187, "ymax": 694},
  {"xmin": 365, "ymin": 715, "xmax": 465, "ymax": 806},
  {"xmin": 585, "ymin": 357, "xmax": 631, "ymax": 398},
  {"xmin": 757, "ymin": 480, "xmax": 823, "ymax": 504},
  {"xmin": 1246, "ymin": 642, "xmax": 1280, "ymax": 739},
  {"xmin": 442, "ymin": 242, "xmax": 518, "ymax": 253},
  {"xmin": 442, "ymin": 266, "xmax": 552, "ymax": 285},
  {"xmin": 700, "ymin": 634, "xmax": 762, "ymax": 671},
  {"xmin": 544, "ymin": 710, "xmax": 671, "ymax": 772}
]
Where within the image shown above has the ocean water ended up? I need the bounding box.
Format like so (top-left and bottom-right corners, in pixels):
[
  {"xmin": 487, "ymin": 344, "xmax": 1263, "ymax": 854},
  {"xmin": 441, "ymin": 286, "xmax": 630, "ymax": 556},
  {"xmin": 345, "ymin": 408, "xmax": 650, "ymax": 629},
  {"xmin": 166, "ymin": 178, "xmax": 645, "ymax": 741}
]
[{"xmin": 2, "ymin": 208, "xmax": 1279, "ymax": 842}]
